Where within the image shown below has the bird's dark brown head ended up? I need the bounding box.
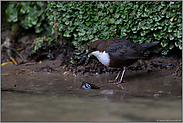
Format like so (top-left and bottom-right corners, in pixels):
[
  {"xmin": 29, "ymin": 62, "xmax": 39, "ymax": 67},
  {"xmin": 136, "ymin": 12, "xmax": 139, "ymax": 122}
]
[
  {"xmin": 88, "ymin": 39, "xmax": 113, "ymax": 54},
  {"xmin": 88, "ymin": 40, "xmax": 103, "ymax": 54}
]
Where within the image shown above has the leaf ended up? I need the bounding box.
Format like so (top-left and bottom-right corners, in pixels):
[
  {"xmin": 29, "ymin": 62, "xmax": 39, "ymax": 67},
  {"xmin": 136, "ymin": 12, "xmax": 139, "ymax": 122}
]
[
  {"xmin": 20, "ymin": 3, "xmax": 30, "ymax": 14},
  {"xmin": 179, "ymin": 45, "xmax": 182, "ymax": 50},
  {"xmin": 154, "ymin": 14, "xmax": 161, "ymax": 21},
  {"xmin": 110, "ymin": 18, "xmax": 115, "ymax": 24},
  {"xmin": 65, "ymin": 21, "xmax": 69, "ymax": 25},
  {"xmin": 157, "ymin": 26, "xmax": 163, "ymax": 29},
  {"xmin": 141, "ymin": 12, "xmax": 148, "ymax": 17},
  {"xmin": 35, "ymin": 26, "xmax": 43, "ymax": 33},
  {"xmin": 169, "ymin": 2, "xmax": 175, "ymax": 7},
  {"xmin": 175, "ymin": 41, "xmax": 179, "ymax": 47},
  {"xmin": 92, "ymin": 28, "xmax": 97, "ymax": 33},
  {"xmin": 177, "ymin": 31, "xmax": 181, "ymax": 38},
  {"xmin": 114, "ymin": 13, "xmax": 120, "ymax": 18},
  {"xmin": 147, "ymin": 18, "xmax": 153, "ymax": 24},
  {"xmin": 36, "ymin": 38, "xmax": 44, "ymax": 48},
  {"xmin": 161, "ymin": 41, "xmax": 168, "ymax": 47},
  {"xmin": 169, "ymin": 34, "xmax": 174, "ymax": 40},
  {"xmin": 6, "ymin": 3, "xmax": 18, "ymax": 22},
  {"xmin": 78, "ymin": 29, "xmax": 86, "ymax": 36},
  {"xmin": 82, "ymin": 36, "xmax": 88, "ymax": 41},
  {"xmin": 88, "ymin": 34, "xmax": 94, "ymax": 40},
  {"xmin": 169, "ymin": 43, "xmax": 174, "ymax": 50},
  {"xmin": 73, "ymin": 33, "xmax": 77, "ymax": 38},
  {"xmin": 175, "ymin": 40, "xmax": 182, "ymax": 50},
  {"xmin": 32, "ymin": 20, "xmax": 37, "ymax": 25},
  {"xmin": 166, "ymin": 12, "xmax": 173, "ymax": 18},
  {"xmin": 161, "ymin": 50, "xmax": 169, "ymax": 55},
  {"xmin": 63, "ymin": 31, "xmax": 71, "ymax": 37},
  {"xmin": 132, "ymin": 27, "xmax": 137, "ymax": 33},
  {"xmin": 161, "ymin": 1, "xmax": 167, "ymax": 6},
  {"xmin": 98, "ymin": 11, "xmax": 103, "ymax": 16},
  {"xmin": 140, "ymin": 30, "xmax": 148, "ymax": 36},
  {"xmin": 85, "ymin": 21, "xmax": 91, "ymax": 26},
  {"xmin": 115, "ymin": 19, "xmax": 122, "ymax": 24}
]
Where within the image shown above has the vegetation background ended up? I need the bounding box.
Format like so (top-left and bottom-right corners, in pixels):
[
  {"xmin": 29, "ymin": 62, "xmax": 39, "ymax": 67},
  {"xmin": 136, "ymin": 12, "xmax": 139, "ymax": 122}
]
[{"xmin": 2, "ymin": 1, "xmax": 182, "ymax": 65}]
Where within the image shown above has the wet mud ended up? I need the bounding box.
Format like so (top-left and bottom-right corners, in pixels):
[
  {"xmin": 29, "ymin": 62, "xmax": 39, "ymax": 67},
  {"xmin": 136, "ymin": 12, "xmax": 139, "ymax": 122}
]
[{"xmin": 1, "ymin": 57, "xmax": 182, "ymax": 122}]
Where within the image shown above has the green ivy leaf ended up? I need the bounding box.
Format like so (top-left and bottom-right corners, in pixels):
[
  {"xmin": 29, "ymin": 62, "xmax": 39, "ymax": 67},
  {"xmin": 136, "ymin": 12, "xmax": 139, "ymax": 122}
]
[
  {"xmin": 82, "ymin": 36, "xmax": 88, "ymax": 41},
  {"xmin": 175, "ymin": 41, "xmax": 182, "ymax": 50},
  {"xmin": 88, "ymin": 34, "xmax": 94, "ymax": 40},
  {"xmin": 166, "ymin": 12, "xmax": 173, "ymax": 18},
  {"xmin": 115, "ymin": 19, "xmax": 122, "ymax": 24},
  {"xmin": 132, "ymin": 27, "xmax": 137, "ymax": 33},
  {"xmin": 177, "ymin": 31, "xmax": 181, "ymax": 38},
  {"xmin": 78, "ymin": 29, "xmax": 86, "ymax": 36},
  {"xmin": 161, "ymin": 41, "xmax": 168, "ymax": 47},
  {"xmin": 161, "ymin": 50, "xmax": 169, "ymax": 55},
  {"xmin": 147, "ymin": 18, "xmax": 153, "ymax": 24},
  {"xmin": 35, "ymin": 26, "xmax": 43, "ymax": 33},
  {"xmin": 114, "ymin": 13, "xmax": 120, "ymax": 18},
  {"xmin": 161, "ymin": 1, "xmax": 167, "ymax": 6},
  {"xmin": 6, "ymin": 3, "xmax": 18, "ymax": 22},
  {"xmin": 154, "ymin": 14, "xmax": 161, "ymax": 21},
  {"xmin": 36, "ymin": 38, "xmax": 44, "ymax": 48},
  {"xmin": 169, "ymin": 34, "xmax": 174, "ymax": 40},
  {"xmin": 169, "ymin": 43, "xmax": 174, "ymax": 50},
  {"xmin": 140, "ymin": 30, "xmax": 149, "ymax": 36},
  {"xmin": 85, "ymin": 21, "xmax": 91, "ymax": 26},
  {"xmin": 110, "ymin": 18, "xmax": 115, "ymax": 24},
  {"xmin": 63, "ymin": 31, "xmax": 71, "ymax": 37}
]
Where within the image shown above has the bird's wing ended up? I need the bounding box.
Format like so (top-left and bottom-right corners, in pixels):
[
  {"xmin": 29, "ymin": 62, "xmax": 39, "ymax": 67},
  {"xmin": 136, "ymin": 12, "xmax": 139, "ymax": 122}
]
[{"xmin": 105, "ymin": 41, "xmax": 145, "ymax": 63}]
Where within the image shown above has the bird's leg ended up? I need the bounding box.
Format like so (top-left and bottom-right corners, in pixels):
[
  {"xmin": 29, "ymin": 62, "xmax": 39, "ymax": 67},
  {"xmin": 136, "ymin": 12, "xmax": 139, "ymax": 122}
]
[
  {"xmin": 110, "ymin": 67, "xmax": 126, "ymax": 90},
  {"xmin": 111, "ymin": 66, "xmax": 126, "ymax": 84},
  {"xmin": 118, "ymin": 66, "xmax": 126, "ymax": 83},
  {"xmin": 108, "ymin": 70, "xmax": 122, "ymax": 83},
  {"xmin": 114, "ymin": 70, "xmax": 122, "ymax": 82},
  {"xmin": 108, "ymin": 67, "xmax": 127, "ymax": 84}
]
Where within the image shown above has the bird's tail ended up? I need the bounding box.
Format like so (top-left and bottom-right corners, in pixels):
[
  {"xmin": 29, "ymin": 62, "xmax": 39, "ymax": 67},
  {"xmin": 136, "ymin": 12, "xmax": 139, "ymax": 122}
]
[{"xmin": 139, "ymin": 41, "xmax": 159, "ymax": 52}]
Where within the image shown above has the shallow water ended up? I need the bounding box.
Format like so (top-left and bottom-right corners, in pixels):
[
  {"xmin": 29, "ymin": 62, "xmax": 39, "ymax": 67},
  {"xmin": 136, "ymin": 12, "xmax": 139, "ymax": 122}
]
[
  {"xmin": 1, "ymin": 60, "xmax": 182, "ymax": 122},
  {"xmin": 1, "ymin": 92, "xmax": 182, "ymax": 122}
]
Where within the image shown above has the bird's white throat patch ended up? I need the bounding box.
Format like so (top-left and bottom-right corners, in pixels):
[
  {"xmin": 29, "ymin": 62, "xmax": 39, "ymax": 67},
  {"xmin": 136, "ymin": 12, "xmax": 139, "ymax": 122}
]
[{"xmin": 90, "ymin": 51, "xmax": 110, "ymax": 66}]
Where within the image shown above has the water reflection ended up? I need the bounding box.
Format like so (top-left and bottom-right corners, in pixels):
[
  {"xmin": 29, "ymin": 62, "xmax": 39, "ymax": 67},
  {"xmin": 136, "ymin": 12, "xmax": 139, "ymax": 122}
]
[{"xmin": 2, "ymin": 92, "xmax": 182, "ymax": 122}]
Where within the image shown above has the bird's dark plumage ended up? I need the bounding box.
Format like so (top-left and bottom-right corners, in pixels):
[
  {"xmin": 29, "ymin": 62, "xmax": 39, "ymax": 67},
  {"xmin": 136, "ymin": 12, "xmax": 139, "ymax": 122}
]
[{"xmin": 88, "ymin": 38, "xmax": 159, "ymax": 85}]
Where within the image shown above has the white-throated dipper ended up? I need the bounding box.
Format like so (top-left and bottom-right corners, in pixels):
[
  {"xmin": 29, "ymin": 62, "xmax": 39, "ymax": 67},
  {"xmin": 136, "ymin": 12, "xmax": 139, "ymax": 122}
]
[{"xmin": 88, "ymin": 38, "xmax": 159, "ymax": 84}]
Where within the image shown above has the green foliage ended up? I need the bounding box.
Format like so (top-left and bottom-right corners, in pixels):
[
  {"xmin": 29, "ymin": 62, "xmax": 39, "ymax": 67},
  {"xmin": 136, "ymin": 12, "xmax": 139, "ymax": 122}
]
[
  {"xmin": 46, "ymin": 1, "xmax": 182, "ymax": 57},
  {"xmin": 5, "ymin": 1, "xmax": 47, "ymax": 33},
  {"xmin": 5, "ymin": 1, "xmax": 182, "ymax": 64},
  {"xmin": 1, "ymin": 2, "xmax": 10, "ymax": 30}
]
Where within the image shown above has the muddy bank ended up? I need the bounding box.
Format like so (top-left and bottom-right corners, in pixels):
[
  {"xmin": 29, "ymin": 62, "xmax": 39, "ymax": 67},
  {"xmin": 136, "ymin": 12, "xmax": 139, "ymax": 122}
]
[
  {"xmin": 1, "ymin": 56, "xmax": 182, "ymax": 122},
  {"xmin": 1, "ymin": 57, "xmax": 182, "ymax": 98}
]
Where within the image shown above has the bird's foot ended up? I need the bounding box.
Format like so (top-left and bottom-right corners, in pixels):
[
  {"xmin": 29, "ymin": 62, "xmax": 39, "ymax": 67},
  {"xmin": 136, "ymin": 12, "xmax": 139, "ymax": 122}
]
[
  {"xmin": 108, "ymin": 80, "xmax": 125, "ymax": 89},
  {"xmin": 117, "ymin": 84, "xmax": 124, "ymax": 89}
]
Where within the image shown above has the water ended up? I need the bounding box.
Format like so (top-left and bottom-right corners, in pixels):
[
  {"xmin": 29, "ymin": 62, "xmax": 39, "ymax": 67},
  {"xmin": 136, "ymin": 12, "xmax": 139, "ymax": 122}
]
[
  {"xmin": 1, "ymin": 62, "xmax": 182, "ymax": 122},
  {"xmin": 2, "ymin": 92, "xmax": 182, "ymax": 122}
]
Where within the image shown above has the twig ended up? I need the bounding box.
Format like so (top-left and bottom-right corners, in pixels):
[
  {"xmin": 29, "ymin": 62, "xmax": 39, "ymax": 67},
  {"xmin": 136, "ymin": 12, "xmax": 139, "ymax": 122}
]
[
  {"xmin": 108, "ymin": 1, "xmax": 112, "ymax": 9},
  {"xmin": 175, "ymin": 62, "xmax": 182, "ymax": 73},
  {"xmin": 108, "ymin": 1, "xmax": 114, "ymax": 18},
  {"xmin": 96, "ymin": 4, "xmax": 98, "ymax": 16},
  {"xmin": 53, "ymin": 12, "xmax": 58, "ymax": 42},
  {"xmin": 34, "ymin": 37, "xmax": 49, "ymax": 51},
  {"xmin": 1, "ymin": 69, "xmax": 34, "ymax": 78},
  {"xmin": 9, "ymin": 47, "xmax": 24, "ymax": 60}
]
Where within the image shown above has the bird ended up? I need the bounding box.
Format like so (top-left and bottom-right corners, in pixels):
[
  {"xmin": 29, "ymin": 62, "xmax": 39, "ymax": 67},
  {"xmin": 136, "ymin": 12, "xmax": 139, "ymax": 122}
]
[{"xmin": 88, "ymin": 38, "xmax": 159, "ymax": 85}]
